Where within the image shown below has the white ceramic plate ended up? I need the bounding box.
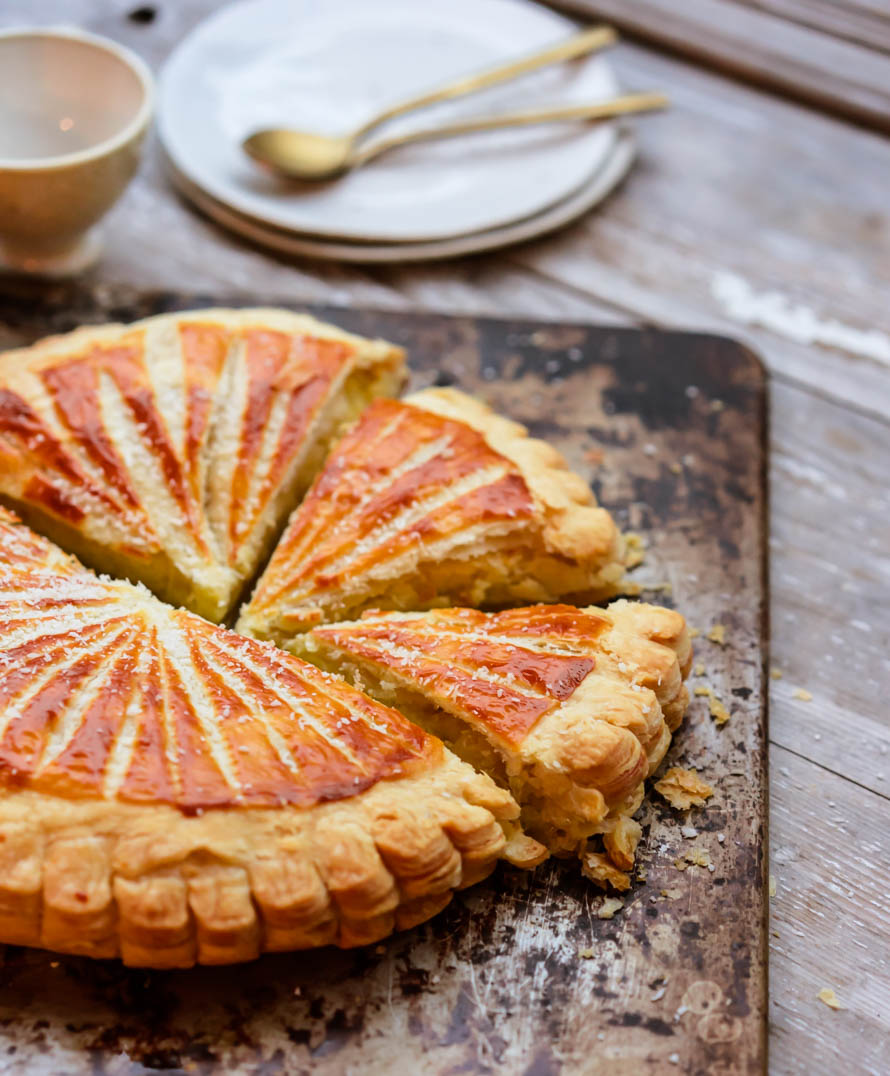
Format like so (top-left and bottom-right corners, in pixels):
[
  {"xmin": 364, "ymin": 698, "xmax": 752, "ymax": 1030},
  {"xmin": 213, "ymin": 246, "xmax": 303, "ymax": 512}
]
[
  {"xmin": 158, "ymin": 0, "xmax": 621, "ymax": 243},
  {"xmin": 165, "ymin": 130, "xmax": 634, "ymax": 263}
]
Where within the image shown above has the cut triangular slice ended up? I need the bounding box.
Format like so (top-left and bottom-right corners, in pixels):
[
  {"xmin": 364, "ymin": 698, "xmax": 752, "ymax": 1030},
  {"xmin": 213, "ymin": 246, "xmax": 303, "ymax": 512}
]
[
  {"xmin": 238, "ymin": 388, "xmax": 626, "ymax": 646},
  {"xmin": 0, "ymin": 309, "xmax": 404, "ymax": 621},
  {"xmin": 300, "ymin": 601, "xmax": 691, "ymax": 888},
  {"xmin": 0, "ymin": 507, "xmax": 535, "ymax": 967}
]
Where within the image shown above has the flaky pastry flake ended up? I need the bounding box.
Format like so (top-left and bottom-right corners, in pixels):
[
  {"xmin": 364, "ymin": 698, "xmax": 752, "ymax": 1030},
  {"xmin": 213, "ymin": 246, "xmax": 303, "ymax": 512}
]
[{"xmin": 655, "ymin": 768, "xmax": 714, "ymax": 810}]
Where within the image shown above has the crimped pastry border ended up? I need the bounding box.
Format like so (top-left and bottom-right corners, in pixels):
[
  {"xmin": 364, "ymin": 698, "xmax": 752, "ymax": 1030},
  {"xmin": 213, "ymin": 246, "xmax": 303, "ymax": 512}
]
[{"xmin": 0, "ymin": 754, "xmax": 518, "ymax": 968}]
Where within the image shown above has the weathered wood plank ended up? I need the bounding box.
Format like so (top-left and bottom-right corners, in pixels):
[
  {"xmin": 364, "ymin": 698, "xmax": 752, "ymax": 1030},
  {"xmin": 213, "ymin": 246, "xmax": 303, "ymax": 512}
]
[
  {"xmin": 549, "ymin": 0, "xmax": 890, "ymax": 131},
  {"xmin": 767, "ymin": 379, "xmax": 890, "ymax": 795},
  {"xmin": 769, "ymin": 744, "xmax": 890, "ymax": 1076},
  {"xmin": 732, "ymin": 0, "xmax": 890, "ymax": 54}
]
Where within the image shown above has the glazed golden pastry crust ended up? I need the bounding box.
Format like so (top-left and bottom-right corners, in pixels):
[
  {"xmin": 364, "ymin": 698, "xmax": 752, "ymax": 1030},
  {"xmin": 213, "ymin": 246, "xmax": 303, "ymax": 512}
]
[
  {"xmin": 0, "ymin": 309, "xmax": 404, "ymax": 621},
  {"xmin": 301, "ymin": 600, "xmax": 691, "ymax": 884},
  {"xmin": 0, "ymin": 508, "xmax": 525, "ymax": 966},
  {"xmin": 238, "ymin": 388, "xmax": 626, "ymax": 645}
]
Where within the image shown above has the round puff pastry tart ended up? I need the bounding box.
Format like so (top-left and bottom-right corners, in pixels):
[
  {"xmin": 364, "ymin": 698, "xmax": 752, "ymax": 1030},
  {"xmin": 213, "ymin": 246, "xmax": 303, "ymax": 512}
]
[
  {"xmin": 237, "ymin": 387, "xmax": 626, "ymax": 647},
  {"xmin": 299, "ymin": 601, "xmax": 691, "ymax": 889},
  {"xmin": 0, "ymin": 508, "xmax": 539, "ymax": 968},
  {"xmin": 0, "ymin": 309, "xmax": 404, "ymax": 623}
]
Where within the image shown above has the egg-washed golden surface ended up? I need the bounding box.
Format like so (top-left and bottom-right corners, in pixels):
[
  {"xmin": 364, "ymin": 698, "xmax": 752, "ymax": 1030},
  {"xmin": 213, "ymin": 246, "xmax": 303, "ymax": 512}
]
[
  {"xmin": 238, "ymin": 388, "xmax": 626, "ymax": 646},
  {"xmin": 0, "ymin": 507, "xmax": 531, "ymax": 967},
  {"xmin": 301, "ymin": 601, "xmax": 691, "ymax": 886},
  {"xmin": 0, "ymin": 309, "xmax": 404, "ymax": 622}
]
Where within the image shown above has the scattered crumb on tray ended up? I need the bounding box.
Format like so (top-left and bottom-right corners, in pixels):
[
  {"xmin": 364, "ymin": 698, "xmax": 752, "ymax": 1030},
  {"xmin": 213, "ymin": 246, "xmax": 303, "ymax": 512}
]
[
  {"xmin": 584, "ymin": 447, "xmax": 605, "ymax": 467},
  {"xmin": 669, "ymin": 462, "xmax": 682, "ymax": 475},
  {"xmin": 597, "ymin": 897, "xmax": 624, "ymax": 920},
  {"xmin": 581, "ymin": 851, "xmax": 631, "ymax": 892},
  {"xmin": 817, "ymin": 988, "xmax": 845, "ymax": 1011},
  {"xmin": 793, "ymin": 688, "xmax": 813, "ymax": 701},
  {"xmin": 693, "ymin": 662, "xmax": 705, "ymax": 676},
  {"xmin": 655, "ymin": 767, "xmax": 714, "ymax": 809},
  {"xmin": 688, "ymin": 627, "xmax": 701, "ymax": 639},
  {"xmin": 579, "ymin": 947, "xmax": 595, "ymax": 959},
  {"xmin": 709, "ymin": 696, "xmax": 730, "ymax": 726},
  {"xmin": 693, "ymin": 685, "xmax": 730, "ymax": 724},
  {"xmin": 770, "ymin": 667, "xmax": 783, "ymax": 680},
  {"xmin": 624, "ymin": 532, "xmax": 645, "ymax": 569},
  {"xmin": 769, "ymin": 876, "xmax": 777, "ymax": 898},
  {"xmin": 707, "ymin": 624, "xmax": 727, "ymax": 646},
  {"xmin": 710, "ymin": 399, "xmax": 725, "ymax": 412},
  {"xmin": 673, "ymin": 845, "xmax": 712, "ymax": 872}
]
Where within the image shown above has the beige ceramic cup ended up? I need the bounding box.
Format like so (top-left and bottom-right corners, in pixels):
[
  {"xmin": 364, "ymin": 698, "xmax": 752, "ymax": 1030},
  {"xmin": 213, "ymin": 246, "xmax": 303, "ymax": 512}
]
[{"xmin": 0, "ymin": 27, "xmax": 153, "ymax": 275}]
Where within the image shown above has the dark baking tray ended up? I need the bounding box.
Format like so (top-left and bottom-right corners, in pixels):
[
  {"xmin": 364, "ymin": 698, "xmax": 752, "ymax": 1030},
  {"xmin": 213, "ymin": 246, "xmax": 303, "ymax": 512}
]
[{"xmin": 0, "ymin": 288, "xmax": 768, "ymax": 1075}]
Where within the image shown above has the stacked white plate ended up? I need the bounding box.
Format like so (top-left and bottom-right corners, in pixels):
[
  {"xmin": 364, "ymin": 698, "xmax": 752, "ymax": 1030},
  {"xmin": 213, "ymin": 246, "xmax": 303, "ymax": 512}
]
[{"xmin": 158, "ymin": 0, "xmax": 635, "ymax": 263}]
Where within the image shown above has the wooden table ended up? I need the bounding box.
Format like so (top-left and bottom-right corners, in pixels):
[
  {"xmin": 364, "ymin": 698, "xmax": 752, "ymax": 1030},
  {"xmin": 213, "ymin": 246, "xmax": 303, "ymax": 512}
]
[{"xmin": 1, "ymin": 3, "xmax": 888, "ymax": 1073}]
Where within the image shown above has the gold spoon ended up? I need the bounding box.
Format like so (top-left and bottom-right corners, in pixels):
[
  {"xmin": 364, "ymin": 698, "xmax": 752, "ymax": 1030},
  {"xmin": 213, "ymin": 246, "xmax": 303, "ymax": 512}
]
[
  {"xmin": 243, "ymin": 25, "xmax": 620, "ymax": 181},
  {"xmin": 245, "ymin": 93, "xmax": 669, "ymax": 181}
]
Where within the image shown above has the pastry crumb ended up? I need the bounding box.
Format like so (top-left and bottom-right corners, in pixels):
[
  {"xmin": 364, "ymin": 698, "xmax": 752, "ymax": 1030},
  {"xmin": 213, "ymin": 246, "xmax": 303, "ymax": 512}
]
[
  {"xmin": 584, "ymin": 447, "xmax": 605, "ymax": 467},
  {"xmin": 597, "ymin": 897, "xmax": 624, "ymax": 920},
  {"xmin": 706, "ymin": 624, "xmax": 727, "ymax": 646},
  {"xmin": 579, "ymin": 947, "xmax": 595, "ymax": 959},
  {"xmin": 693, "ymin": 662, "xmax": 705, "ymax": 677},
  {"xmin": 709, "ymin": 695, "xmax": 730, "ymax": 726},
  {"xmin": 655, "ymin": 767, "xmax": 714, "ymax": 810},
  {"xmin": 817, "ymin": 987, "xmax": 845, "ymax": 1011},
  {"xmin": 681, "ymin": 825, "xmax": 698, "ymax": 839},
  {"xmin": 669, "ymin": 462, "xmax": 682, "ymax": 475},
  {"xmin": 769, "ymin": 876, "xmax": 777, "ymax": 897},
  {"xmin": 673, "ymin": 847, "xmax": 712, "ymax": 871},
  {"xmin": 709, "ymin": 399, "xmax": 725, "ymax": 412},
  {"xmin": 692, "ymin": 684, "xmax": 730, "ymax": 724},
  {"xmin": 581, "ymin": 851, "xmax": 631, "ymax": 892},
  {"xmin": 688, "ymin": 627, "xmax": 701, "ymax": 639},
  {"xmin": 792, "ymin": 688, "xmax": 813, "ymax": 701},
  {"xmin": 686, "ymin": 846, "xmax": 711, "ymax": 869},
  {"xmin": 770, "ymin": 667, "xmax": 783, "ymax": 680},
  {"xmin": 624, "ymin": 532, "xmax": 645, "ymax": 569}
]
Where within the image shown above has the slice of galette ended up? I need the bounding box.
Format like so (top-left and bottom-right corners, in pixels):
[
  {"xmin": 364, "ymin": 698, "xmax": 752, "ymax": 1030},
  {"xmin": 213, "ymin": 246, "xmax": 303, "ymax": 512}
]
[
  {"xmin": 298, "ymin": 601, "xmax": 692, "ymax": 888},
  {"xmin": 0, "ymin": 507, "xmax": 538, "ymax": 967},
  {"xmin": 0, "ymin": 308, "xmax": 404, "ymax": 621},
  {"xmin": 237, "ymin": 387, "xmax": 626, "ymax": 647}
]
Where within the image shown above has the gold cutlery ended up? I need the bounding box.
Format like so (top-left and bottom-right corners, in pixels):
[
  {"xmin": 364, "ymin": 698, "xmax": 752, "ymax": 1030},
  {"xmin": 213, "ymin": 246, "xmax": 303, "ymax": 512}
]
[
  {"xmin": 243, "ymin": 25, "xmax": 622, "ymax": 181},
  {"xmin": 245, "ymin": 92, "xmax": 668, "ymax": 181}
]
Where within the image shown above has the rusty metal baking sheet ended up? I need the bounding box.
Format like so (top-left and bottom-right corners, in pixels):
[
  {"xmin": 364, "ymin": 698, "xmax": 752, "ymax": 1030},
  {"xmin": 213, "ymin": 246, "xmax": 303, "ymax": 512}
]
[{"xmin": 0, "ymin": 288, "xmax": 768, "ymax": 1075}]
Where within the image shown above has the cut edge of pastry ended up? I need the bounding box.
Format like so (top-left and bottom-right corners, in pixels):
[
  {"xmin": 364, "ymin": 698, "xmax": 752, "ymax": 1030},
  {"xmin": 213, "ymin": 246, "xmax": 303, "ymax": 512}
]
[{"xmin": 300, "ymin": 599, "xmax": 691, "ymax": 889}]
